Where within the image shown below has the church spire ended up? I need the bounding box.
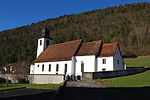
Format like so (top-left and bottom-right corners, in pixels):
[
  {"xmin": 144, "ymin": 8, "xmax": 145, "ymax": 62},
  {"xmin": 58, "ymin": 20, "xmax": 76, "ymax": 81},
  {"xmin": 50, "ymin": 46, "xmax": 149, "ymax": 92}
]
[
  {"xmin": 41, "ymin": 27, "xmax": 53, "ymax": 39},
  {"xmin": 36, "ymin": 27, "xmax": 53, "ymax": 57}
]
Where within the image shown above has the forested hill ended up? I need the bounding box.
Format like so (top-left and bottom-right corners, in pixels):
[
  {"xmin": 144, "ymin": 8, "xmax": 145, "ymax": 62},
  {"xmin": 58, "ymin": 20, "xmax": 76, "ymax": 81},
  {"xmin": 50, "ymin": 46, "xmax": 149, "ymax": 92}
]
[{"xmin": 0, "ymin": 3, "xmax": 150, "ymax": 66}]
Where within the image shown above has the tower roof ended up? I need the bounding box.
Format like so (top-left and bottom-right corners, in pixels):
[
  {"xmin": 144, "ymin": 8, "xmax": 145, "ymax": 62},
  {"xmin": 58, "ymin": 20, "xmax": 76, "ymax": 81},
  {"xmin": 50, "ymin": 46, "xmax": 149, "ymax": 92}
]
[{"xmin": 41, "ymin": 27, "xmax": 53, "ymax": 39}]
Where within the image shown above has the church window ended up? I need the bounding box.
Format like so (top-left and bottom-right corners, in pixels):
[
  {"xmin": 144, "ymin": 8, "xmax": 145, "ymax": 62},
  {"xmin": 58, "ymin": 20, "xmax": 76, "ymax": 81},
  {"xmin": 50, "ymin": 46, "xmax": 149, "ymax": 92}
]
[
  {"xmin": 102, "ymin": 59, "xmax": 106, "ymax": 64},
  {"xmin": 117, "ymin": 60, "xmax": 119, "ymax": 65},
  {"xmin": 49, "ymin": 64, "xmax": 51, "ymax": 72},
  {"xmin": 42, "ymin": 64, "xmax": 44, "ymax": 71},
  {"xmin": 64, "ymin": 64, "xmax": 67, "ymax": 74},
  {"xmin": 40, "ymin": 40, "xmax": 42, "ymax": 45},
  {"xmin": 56, "ymin": 64, "xmax": 59, "ymax": 72}
]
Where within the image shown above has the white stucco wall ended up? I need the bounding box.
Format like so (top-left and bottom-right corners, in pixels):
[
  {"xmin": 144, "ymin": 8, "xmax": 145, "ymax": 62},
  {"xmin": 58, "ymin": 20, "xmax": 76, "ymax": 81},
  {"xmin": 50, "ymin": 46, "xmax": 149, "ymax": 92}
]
[
  {"xmin": 97, "ymin": 56, "xmax": 114, "ymax": 71},
  {"xmin": 113, "ymin": 48, "xmax": 125, "ymax": 70},
  {"xmin": 37, "ymin": 38, "xmax": 53, "ymax": 57},
  {"xmin": 30, "ymin": 60, "xmax": 72, "ymax": 75},
  {"xmin": 75, "ymin": 55, "xmax": 96, "ymax": 76}
]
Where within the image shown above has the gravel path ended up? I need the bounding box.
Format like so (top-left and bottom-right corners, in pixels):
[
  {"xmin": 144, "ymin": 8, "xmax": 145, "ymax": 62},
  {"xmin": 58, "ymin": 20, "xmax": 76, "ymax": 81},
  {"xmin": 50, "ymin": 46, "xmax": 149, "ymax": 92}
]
[
  {"xmin": 56, "ymin": 80, "xmax": 125, "ymax": 100},
  {"xmin": 66, "ymin": 80, "xmax": 100, "ymax": 88}
]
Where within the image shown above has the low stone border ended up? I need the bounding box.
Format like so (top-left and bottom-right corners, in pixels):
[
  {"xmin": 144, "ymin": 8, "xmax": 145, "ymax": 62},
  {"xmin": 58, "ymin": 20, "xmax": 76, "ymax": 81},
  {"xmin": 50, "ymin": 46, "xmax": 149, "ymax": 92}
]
[
  {"xmin": 83, "ymin": 67, "xmax": 150, "ymax": 79},
  {"xmin": 93, "ymin": 67, "xmax": 150, "ymax": 79}
]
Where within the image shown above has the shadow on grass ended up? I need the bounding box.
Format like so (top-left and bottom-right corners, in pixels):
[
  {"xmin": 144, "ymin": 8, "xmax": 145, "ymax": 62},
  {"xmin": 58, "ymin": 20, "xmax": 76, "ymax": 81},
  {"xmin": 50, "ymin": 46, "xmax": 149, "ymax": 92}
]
[
  {"xmin": 1, "ymin": 91, "xmax": 56, "ymax": 100},
  {"xmin": 56, "ymin": 86, "xmax": 150, "ymax": 100},
  {"xmin": 1, "ymin": 87, "xmax": 150, "ymax": 100}
]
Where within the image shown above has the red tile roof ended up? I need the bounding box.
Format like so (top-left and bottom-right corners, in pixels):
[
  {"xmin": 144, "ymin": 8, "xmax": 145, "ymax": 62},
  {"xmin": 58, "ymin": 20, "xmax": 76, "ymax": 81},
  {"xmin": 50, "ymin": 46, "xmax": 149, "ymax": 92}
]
[
  {"xmin": 34, "ymin": 40, "xmax": 82, "ymax": 63},
  {"xmin": 34, "ymin": 39, "xmax": 120, "ymax": 63},
  {"xmin": 77, "ymin": 41, "xmax": 102, "ymax": 56},
  {"xmin": 98, "ymin": 43, "xmax": 118, "ymax": 57}
]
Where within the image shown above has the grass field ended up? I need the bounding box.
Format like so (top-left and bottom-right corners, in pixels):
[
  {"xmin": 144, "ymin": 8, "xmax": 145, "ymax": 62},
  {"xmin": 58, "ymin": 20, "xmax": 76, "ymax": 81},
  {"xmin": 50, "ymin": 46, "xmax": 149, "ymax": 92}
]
[
  {"xmin": 95, "ymin": 57, "xmax": 150, "ymax": 100},
  {"xmin": 0, "ymin": 83, "xmax": 60, "ymax": 90},
  {"xmin": 124, "ymin": 56, "xmax": 150, "ymax": 67},
  {"xmin": 96, "ymin": 70, "xmax": 150, "ymax": 87}
]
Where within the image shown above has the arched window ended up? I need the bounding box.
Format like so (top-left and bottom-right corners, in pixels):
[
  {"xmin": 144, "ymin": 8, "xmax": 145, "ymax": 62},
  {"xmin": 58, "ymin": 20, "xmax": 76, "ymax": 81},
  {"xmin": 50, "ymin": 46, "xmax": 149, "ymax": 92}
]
[
  {"xmin": 56, "ymin": 64, "xmax": 59, "ymax": 72},
  {"xmin": 117, "ymin": 60, "xmax": 119, "ymax": 65},
  {"xmin": 42, "ymin": 64, "xmax": 44, "ymax": 71},
  {"xmin": 49, "ymin": 64, "xmax": 51, "ymax": 71},
  {"xmin": 46, "ymin": 40, "xmax": 49, "ymax": 47},
  {"xmin": 64, "ymin": 64, "xmax": 67, "ymax": 74},
  {"xmin": 102, "ymin": 59, "xmax": 106, "ymax": 64},
  {"xmin": 40, "ymin": 40, "xmax": 42, "ymax": 45}
]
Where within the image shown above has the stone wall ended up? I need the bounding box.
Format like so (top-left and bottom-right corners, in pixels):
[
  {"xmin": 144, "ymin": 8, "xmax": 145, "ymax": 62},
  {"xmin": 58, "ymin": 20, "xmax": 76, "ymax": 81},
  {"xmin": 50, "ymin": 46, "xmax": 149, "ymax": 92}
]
[
  {"xmin": 82, "ymin": 72, "xmax": 93, "ymax": 79},
  {"xmin": 29, "ymin": 74, "xmax": 64, "ymax": 84},
  {"xmin": 82, "ymin": 67, "xmax": 150, "ymax": 80},
  {"xmin": 0, "ymin": 74, "xmax": 28, "ymax": 83},
  {"xmin": 0, "ymin": 74, "xmax": 64, "ymax": 84},
  {"xmin": 93, "ymin": 67, "xmax": 150, "ymax": 79}
]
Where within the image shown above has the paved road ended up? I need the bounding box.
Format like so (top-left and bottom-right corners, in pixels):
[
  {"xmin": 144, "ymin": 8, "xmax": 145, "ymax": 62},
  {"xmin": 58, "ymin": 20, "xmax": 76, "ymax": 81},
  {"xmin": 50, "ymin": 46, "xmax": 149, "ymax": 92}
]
[{"xmin": 56, "ymin": 80, "xmax": 125, "ymax": 100}]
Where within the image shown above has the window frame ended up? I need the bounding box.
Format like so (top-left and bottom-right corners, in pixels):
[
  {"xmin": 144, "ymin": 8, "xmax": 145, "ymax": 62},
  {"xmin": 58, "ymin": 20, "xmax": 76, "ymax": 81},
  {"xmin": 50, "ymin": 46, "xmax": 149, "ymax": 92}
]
[
  {"xmin": 117, "ymin": 59, "xmax": 119, "ymax": 65},
  {"xmin": 102, "ymin": 59, "xmax": 106, "ymax": 64},
  {"xmin": 56, "ymin": 64, "xmax": 59, "ymax": 72},
  {"xmin": 40, "ymin": 40, "xmax": 42, "ymax": 45},
  {"xmin": 64, "ymin": 64, "xmax": 67, "ymax": 74},
  {"xmin": 49, "ymin": 64, "xmax": 51, "ymax": 72},
  {"xmin": 42, "ymin": 64, "xmax": 44, "ymax": 71}
]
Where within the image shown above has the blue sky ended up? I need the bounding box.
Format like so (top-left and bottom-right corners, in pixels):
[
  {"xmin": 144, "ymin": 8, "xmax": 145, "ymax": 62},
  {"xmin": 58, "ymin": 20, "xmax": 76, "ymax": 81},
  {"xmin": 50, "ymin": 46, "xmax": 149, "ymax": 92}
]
[{"xmin": 0, "ymin": 0, "xmax": 150, "ymax": 31}]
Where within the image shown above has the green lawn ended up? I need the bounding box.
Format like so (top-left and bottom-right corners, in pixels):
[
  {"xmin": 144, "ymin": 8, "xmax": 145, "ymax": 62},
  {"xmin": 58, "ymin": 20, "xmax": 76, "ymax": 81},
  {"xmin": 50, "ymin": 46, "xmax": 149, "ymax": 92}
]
[
  {"xmin": 124, "ymin": 57, "xmax": 150, "ymax": 67},
  {"xmin": 96, "ymin": 70, "xmax": 150, "ymax": 87},
  {"xmin": 0, "ymin": 83, "xmax": 60, "ymax": 90}
]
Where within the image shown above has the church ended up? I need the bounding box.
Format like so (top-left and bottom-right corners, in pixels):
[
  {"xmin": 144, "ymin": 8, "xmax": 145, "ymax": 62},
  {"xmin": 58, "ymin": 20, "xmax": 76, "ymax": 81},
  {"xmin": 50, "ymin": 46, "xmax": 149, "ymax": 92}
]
[{"xmin": 30, "ymin": 28, "xmax": 125, "ymax": 84}]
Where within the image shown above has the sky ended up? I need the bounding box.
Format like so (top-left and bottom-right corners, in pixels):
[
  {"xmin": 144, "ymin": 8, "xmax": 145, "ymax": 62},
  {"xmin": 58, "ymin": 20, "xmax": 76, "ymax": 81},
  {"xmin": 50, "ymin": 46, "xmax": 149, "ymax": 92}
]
[{"xmin": 0, "ymin": 0, "xmax": 150, "ymax": 31}]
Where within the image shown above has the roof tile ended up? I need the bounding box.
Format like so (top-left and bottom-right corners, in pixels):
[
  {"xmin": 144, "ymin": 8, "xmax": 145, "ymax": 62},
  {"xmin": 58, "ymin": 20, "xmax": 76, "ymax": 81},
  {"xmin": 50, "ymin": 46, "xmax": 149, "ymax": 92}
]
[
  {"xmin": 99, "ymin": 43, "xmax": 118, "ymax": 57},
  {"xmin": 34, "ymin": 40, "xmax": 82, "ymax": 63},
  {"xmin": 77, "ymin": 41, "xmax": 102, "ymax": 56}
]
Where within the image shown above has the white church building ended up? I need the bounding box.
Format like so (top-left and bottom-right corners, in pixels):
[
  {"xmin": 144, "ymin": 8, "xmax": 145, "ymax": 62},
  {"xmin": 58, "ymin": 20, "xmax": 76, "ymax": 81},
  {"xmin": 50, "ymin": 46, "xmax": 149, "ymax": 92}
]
[{"xmin": 30, "ymin": 28, "xmax": 125, "ymax": 84}]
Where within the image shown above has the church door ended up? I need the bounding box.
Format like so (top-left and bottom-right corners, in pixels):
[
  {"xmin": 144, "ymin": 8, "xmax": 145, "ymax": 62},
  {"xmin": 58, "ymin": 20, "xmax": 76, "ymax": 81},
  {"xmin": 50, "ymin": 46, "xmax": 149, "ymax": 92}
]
[{"xmin": 81, "ymin": 61, "xmax": 84, "ymax": 76}]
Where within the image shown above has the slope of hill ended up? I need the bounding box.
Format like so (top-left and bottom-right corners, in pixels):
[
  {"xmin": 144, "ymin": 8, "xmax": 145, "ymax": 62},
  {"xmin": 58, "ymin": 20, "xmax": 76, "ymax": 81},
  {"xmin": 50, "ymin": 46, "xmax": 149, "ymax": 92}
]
[{"xmin": 0, "ymin": 3, "xmax": 150, "ymax": 66}]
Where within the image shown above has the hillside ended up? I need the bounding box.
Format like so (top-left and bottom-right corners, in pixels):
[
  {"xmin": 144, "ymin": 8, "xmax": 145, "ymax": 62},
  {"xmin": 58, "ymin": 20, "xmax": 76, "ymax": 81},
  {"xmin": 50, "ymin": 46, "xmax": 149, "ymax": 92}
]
[{"xmin": 0, "ymin": 3, "xmax": 150, "ymax": 66}]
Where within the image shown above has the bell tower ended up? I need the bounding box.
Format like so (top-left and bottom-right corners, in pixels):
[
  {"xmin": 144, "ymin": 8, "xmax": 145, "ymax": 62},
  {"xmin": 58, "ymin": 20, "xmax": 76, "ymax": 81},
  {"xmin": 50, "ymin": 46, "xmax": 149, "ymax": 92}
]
[{"xmin": 37, "ymin": 27, "xmax": 53, "ymax": 57}]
